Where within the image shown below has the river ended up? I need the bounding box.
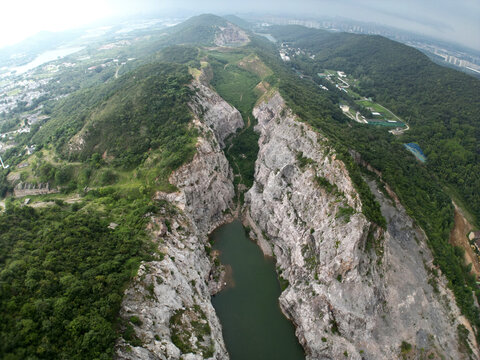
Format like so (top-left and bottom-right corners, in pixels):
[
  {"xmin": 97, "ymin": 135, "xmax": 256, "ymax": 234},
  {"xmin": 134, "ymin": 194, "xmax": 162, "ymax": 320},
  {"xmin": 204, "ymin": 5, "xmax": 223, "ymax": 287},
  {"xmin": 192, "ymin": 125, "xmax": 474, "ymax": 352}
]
[
  {"xmin": 211, "ymin": 220, "xmax": 305, "ymax": 360},
  {"xmin": 12, "ymin": 46, "xmax": 84, "ymax": 74}
]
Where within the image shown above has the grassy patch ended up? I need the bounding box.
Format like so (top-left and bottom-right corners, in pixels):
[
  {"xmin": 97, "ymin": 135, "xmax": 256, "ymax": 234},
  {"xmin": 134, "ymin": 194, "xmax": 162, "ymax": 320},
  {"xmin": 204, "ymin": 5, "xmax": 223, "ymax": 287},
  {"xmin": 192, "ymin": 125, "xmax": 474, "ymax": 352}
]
[
  {"xmin": 209, "ymin": 52, "xmax": 260, "ymax": 117},
  {"xmin": 315, "ymin": 175, "xmax": 338, "ymax": 194},
  {"xmin": 208, "ymin": 50, "xmax": 264, "ymax": 193},
  {"xmin": 356, "ymin": 99, "xmax": 402, "ymax": 121},
  {"xmin": 296, "ymin": 151, "xmax": 315, "ymax": 169},
  {"xmin": 278, "ymin": 274, "xmax": 290, "ymax": 291},
  {"xmin": 336, "ymin": 205, "xmax": 355, "ymax": 222},
  {"xmin": 237, "ymin": 53, "xmax": 274, "ymax": 79}
]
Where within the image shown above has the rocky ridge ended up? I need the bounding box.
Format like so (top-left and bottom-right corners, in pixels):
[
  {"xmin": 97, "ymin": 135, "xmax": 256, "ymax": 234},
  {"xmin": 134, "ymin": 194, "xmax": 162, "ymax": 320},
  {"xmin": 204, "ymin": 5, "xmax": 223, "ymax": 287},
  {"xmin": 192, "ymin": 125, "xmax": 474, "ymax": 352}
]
[
  {"xmin": 115, "ymin": 80, "xmax": 243, "ymax": 360},
  {"xmin": 189, "ymin": 81, "xmax": 244, "ymax": 149},
  {"xmin": 244, "ymin": 92, "xmax": 475, "ymax": 359},
  {"xmin": 113, "ymin": 80, "xmax": 477, "ymax": 359}
]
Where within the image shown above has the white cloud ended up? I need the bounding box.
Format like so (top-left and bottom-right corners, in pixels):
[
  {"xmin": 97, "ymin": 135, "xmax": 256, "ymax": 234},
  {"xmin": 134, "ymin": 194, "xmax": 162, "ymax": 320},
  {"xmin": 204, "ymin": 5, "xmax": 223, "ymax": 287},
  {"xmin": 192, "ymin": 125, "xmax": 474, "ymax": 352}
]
[
  {"xmin": 0, "ymin": 0, "xmax": 478, "ymax": 50},
  {"xmin": 0, "ymin": 0, "xmax": 112, "ymax": 47}
]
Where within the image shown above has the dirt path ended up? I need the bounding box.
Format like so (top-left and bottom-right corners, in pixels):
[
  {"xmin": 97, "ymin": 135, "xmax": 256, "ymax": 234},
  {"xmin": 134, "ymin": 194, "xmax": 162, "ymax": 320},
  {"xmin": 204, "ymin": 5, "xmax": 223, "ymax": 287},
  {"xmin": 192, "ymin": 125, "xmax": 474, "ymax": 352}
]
[{"xmin": 450, "ymin": 202, "xmax": 480, "ymax": 275}]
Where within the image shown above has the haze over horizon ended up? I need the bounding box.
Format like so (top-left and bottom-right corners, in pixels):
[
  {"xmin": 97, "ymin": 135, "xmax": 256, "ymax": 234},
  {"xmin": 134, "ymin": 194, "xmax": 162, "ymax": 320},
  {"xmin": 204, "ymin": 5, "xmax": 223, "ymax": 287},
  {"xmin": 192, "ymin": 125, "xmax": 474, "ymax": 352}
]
[{"xmin": 0, "ymin": 0, "xmax": 479, "ymax": 51}]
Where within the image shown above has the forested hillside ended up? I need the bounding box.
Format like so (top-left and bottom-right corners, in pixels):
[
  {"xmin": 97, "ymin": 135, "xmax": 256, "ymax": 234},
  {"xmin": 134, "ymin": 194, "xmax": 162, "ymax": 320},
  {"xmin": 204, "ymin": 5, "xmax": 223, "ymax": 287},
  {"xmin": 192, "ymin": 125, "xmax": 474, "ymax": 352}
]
[
  {"xmin": 163, "ymin": 14, "xmax": 231, "ymax": 46},
  {"xmin": 0, "ymin": 14, "xmax": 256, "ymax": 358},
  {"xmin": 0, "ymin": 190, "xmax": 156, "ymax": 359},
  {"xmin": 0, "ymin": 61, "xmax": 199, "ymax": 359},
  {"xmin": 36, "ymin": 62, "xmax": 195, "ymax": 168},
  {"xmin": 268, "ymin": 25, "xmax": 480, "ymax": 223}
]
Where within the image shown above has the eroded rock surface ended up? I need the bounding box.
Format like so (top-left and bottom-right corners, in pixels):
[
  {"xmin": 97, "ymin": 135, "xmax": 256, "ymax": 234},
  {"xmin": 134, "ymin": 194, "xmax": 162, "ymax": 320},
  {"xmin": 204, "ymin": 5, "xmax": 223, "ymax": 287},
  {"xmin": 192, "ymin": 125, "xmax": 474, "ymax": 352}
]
[
  {"xmin": 114, "ymin": 82, "xmax": 476, "ymax": 359},
  {"xmin": 189, "ymin": 81, "xmax": 243, "ymax": 149},
  {"xmin": 115, "ymin": 83, "xmax": 241, "ymax": 360},
  {"xmin": 213, "ymin": 23, "xmax": 249, "ymax": 47},
  {"xmin": 245, "ymin": 92, "xmax": 475, "ymax": 360}
]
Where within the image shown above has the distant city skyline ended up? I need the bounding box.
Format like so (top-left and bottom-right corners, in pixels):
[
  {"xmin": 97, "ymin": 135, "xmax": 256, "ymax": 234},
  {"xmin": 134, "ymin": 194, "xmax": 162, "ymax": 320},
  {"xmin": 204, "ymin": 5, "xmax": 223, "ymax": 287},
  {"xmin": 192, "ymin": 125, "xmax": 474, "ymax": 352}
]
[{"xmin": 0, "ymin": 0, "xmax": 479, "ymax": 51}]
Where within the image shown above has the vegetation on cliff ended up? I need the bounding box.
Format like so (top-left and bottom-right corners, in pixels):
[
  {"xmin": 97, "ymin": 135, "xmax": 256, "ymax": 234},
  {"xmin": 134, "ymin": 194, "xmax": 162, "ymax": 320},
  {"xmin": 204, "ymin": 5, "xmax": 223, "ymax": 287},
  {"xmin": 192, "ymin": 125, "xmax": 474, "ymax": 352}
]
[
  {"xmin": 0, "ymin": 59, "xmax": 201, "ymax": 360},
  {"xmin": 252, "ymin": 31, "xmax": 480, "ymax": 338}
]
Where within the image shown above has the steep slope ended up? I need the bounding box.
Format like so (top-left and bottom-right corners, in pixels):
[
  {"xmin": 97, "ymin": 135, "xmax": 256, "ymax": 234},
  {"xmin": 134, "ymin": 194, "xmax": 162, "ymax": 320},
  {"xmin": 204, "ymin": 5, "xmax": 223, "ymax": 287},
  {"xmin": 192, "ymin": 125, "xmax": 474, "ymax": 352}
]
[
  {"xmin": 164, "ymin": 14, "xmax": 249, "ymax": 47},
  {"xmin": 0, "ymin": 27, "xmax": 252, "ymax": 358},
  {"xmin": 115, "ymin": 79, "xmax": 243, "ymax": 360},
  {"xmin": 65, "ymin": 63, "xmax": 195, "ymax": 167},
  {"xmin": 2, "ymin": 15, "xmax": 478, "ymax": 360},
  {"xmin": 189, "ymin": 81, "xmax": 244, "ymax": 149},
  {"xmin": 269, "ymin": 24, "xmax": 480, "ymax": 224},
  {"xmin": 253, "ymin": 32, "xmax": 480, "ymax": 338},
  {"xmin": 0, "ymin": 62, "xmax": 205, "ymax": 359},
  {"xmin": 245, "ymin": 92, "xmax": 476, "ymax": 359},
  {"xmin": 0, "ymin": 56, "xmax": 242, "ymax": 359}
]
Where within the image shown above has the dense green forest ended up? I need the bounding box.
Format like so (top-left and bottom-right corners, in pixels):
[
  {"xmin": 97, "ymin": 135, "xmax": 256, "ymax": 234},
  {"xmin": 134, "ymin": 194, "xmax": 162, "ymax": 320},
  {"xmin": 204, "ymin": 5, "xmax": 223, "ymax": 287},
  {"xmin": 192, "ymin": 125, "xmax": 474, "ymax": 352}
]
[
  {"xmin": 0, "ymin": 62, "xmax": 198, "ymax": 196},
  {"xmin": 34, "ymin": 62, "xmax": 196, "ymax": 169},
  {"xmin": 0, "ymin": 189, "xmax": 158, "ymax": 359},
  {"xmin": 250, "ymin": 34, "xmax": 480, "ymax": 339}
]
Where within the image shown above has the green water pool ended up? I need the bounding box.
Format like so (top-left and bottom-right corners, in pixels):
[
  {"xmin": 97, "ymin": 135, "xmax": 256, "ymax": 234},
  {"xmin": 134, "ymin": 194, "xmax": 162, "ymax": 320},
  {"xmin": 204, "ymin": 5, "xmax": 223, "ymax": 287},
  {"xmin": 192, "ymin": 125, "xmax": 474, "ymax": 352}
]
[{"xmin": 211, "ymin": 220, "xmax": 305, "ymax": 360}]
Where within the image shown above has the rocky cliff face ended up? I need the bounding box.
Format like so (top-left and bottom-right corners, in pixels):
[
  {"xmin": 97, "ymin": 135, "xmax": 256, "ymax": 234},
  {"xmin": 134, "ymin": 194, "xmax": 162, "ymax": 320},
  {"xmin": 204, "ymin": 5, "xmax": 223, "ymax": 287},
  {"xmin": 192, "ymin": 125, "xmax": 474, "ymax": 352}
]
[
  {"xmin": 189, "ymin": 81, "xmax": 244, "ymax": 149},
  {"xmin": 213, "ymin": 23, "xmax": 249, "ymax": 47},
  {"xmin": 115, "ymin": 83, "xmax": 243, "ymax": 360},
  {"xmin": 245, "ymin": 92, "xmax": 475, "ymax": 359}
]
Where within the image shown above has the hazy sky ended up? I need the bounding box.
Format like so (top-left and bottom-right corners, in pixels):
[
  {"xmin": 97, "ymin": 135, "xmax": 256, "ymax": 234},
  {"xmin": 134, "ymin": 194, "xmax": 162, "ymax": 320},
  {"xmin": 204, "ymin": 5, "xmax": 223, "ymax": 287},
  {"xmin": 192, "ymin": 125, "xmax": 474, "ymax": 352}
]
[{"xmin": 0, "ymin": 0, "xmax": 479, "ymax": 50}]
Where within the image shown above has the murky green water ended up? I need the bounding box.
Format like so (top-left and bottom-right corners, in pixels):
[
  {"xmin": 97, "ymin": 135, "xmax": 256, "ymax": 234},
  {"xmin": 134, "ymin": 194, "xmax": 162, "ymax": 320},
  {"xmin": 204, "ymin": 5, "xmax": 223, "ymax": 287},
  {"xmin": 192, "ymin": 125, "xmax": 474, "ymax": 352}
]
[{"xmin": 211, "ymin": 220, "xmax": 305, "ymax": 360}]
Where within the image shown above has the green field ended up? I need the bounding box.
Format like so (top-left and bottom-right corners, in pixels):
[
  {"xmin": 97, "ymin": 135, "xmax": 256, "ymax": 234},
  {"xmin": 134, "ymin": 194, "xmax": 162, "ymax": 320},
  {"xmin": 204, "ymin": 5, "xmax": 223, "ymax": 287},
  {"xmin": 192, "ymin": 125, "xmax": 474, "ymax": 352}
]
[
  {"xmin": 205, "ymin": 50, "xmax": 246, "ymax": 64},
  {"xmin": 356, "ymin": 99, "xmax": 402, "ymax": 122},
  {"xmin": 208, "ymin": 50, "xmax": 266, "ymax": 193},
  {"xmin": 367, "ymin": 119, "xmax": 405, "ymax": 127},
  {"xmin": 209, "ymin": 52, "xmax": 260, "ymax": 117}
]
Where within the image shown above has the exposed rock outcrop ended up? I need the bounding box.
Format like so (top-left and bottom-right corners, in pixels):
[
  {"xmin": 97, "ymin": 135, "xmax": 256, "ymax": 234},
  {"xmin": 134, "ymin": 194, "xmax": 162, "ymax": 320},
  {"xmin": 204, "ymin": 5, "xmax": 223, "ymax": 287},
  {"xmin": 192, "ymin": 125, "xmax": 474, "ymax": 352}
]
[
  {"xmin": 213, "ymin": 23, "xmax": 249, "ymax": 47},
  {"xmin": 115, "ymin": 83, "xmax": 242, "ymax": 360},
  {"xmin": 245, "ymin": 92, "xmax": 474, "ymax": 359},
  {"xmin": 189, "ymin": 81, "xmax": 244, "ymax": 149}
]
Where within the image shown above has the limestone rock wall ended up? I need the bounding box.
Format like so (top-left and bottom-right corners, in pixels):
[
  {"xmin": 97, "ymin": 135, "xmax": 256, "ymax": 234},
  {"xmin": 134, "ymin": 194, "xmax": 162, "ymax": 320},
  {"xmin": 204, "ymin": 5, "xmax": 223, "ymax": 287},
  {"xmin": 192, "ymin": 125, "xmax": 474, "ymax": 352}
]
[
  {"xmin": 115, "ymin": 83, "xmax": 242, "ymax": 360},
  {"xmin": 213, "ymin": 24, "xmax": 249, "ymax": 47},
  {"xmin": 189, "ymin": 81, "xmax": 243, "ymax": 149},
  {"xmin": 245, "ymin": 92, "xmax": 473, "ymax": 360}
]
